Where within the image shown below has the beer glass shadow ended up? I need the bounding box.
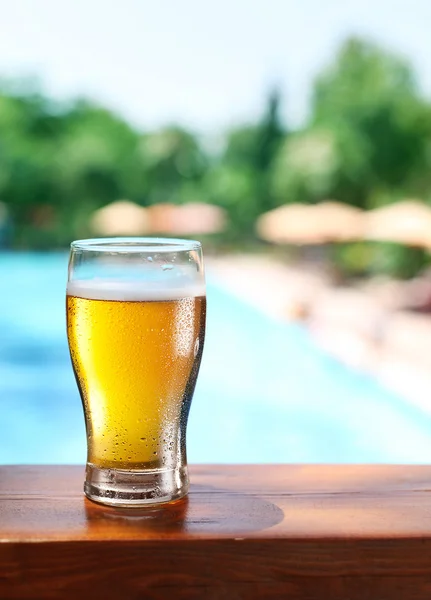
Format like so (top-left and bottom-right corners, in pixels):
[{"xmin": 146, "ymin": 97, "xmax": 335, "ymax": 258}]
[
  {"xmin": 184, "ymin": 483, "xmax": 284, "ymax": 534},
  {"xmin": 84, "ymin": 483, "xmax": 284, "ymax": 536}
]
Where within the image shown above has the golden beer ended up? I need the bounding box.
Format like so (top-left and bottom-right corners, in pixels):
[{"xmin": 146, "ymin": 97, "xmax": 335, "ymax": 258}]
[
  {"xmin": 67, "ymin": 237, "xmax": 205, "ymax": 506},
  {"xmin": 67, "ymin": 289, "xmax": 206, "ymax": 472}
]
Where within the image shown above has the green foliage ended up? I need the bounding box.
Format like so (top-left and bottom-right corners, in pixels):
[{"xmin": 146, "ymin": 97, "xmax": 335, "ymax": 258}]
[
  {"xmin": 138, "ymin": 126, "xmax": 207, "ymax": 205},
  {"xmin": 271, "ymin": 128, "xmax": 341, "ymax": 204},
  {"xmin": 333, "ymin": 242, "xmax": 430, "ymax": 279},
  {"xmin": 206, "ymin": 88, "xmax": 285, "ymax": 238},
  {"xmin": 0, "ymin": 88, "xmax": 144, "ymax": 247},
  {"xmin": 1, "ymin": 38, "xmax": 431, "ymax": 280},
  {"xmin": 269, "ymin": 38, "xmax": 431, "ymax": 277},
  {"xmin": 311, "ymin": 37, "xmax": 431, "ymax": 204}
]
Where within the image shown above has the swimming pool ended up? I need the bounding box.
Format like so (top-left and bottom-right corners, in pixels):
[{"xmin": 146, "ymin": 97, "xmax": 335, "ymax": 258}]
[{"xmin": 2, "ymin": 251, "xmax": 431, "ymax": 464}]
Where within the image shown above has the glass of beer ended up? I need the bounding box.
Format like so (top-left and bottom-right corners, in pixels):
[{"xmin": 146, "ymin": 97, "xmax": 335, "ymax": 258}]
[{"xmin": 66, "ymin": 238, "xmax": 206, "ymax": 507}]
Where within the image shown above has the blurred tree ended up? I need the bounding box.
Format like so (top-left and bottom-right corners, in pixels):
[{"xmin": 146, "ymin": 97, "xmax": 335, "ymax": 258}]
[
  {"xmin": 0, "ymin": 87, "xmax": 143, "ymax": 247},
  {"xmin": 270, "ymin": 128, "xmax": 343, "ymax": 204},
  {"xmin": 312, "ymin": 37, "xmax": 431, "ymax": 205},
  {"xmin": 2, "ymin": 36, "xmax": 431, "ymax": 271},
  {"xmin": 138, "ymin": 126, "xmax": 207, "ymax": 206},
  {"xmin": 206, "ymin": 88, "xmax": 285, "ymax": 240},
  {"xmin": 269, "ymin": 38, "xmax": 431, "ymax": 277},
  {"xmin": 52, "ymin": 101, "xmax": 141, "ymax": 222},
  {"xmin": 0, "ymin": 90, "xmax": 65, "ymax": 245},
  {"xmin": 271, "ymin": 38, "xmax": 431, "ymax": 209}
]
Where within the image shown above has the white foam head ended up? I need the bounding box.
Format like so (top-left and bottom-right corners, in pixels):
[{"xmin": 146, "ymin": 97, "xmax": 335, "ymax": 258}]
[{"xmin": 67, "ymin": 278, "xmax": 205, "ymax": 301}]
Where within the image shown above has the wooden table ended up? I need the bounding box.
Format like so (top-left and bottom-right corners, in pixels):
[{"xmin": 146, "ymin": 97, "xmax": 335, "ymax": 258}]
[{"xmin": 2, "ymin": 465, "xmax": 431, "ymax": 599}]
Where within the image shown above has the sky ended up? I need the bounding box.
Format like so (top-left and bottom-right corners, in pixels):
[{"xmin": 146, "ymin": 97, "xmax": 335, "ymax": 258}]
[{"xmin": 0, "ymin": 0, "xmax": 430, "ymax": 132}]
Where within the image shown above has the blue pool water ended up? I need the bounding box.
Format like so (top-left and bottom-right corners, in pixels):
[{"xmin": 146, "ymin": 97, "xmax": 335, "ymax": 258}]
[{"xmin": 2, "ymin": 252, "xmax": 431, "ymax": 464}]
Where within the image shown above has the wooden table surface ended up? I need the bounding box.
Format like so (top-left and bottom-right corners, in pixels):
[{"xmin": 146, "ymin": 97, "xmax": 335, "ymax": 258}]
[{"xmin": 2, "ymin": 465, "xmax": 431, "ymax": 599}]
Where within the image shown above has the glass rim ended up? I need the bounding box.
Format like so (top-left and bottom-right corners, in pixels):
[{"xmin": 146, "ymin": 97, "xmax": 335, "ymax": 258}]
[{"xmin": 70, "ymin": 237, "xmax": 202, "ymax": 253}]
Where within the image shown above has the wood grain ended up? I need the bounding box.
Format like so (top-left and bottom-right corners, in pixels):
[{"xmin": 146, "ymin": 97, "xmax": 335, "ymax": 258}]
[{"xmin": 2, "ymin": 465, "xmax": 431, "ymax": 599}]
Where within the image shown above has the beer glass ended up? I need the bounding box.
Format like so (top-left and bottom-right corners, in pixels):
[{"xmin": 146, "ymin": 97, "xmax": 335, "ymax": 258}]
[{"xmin": 66, "ymin": 238, "xmax": 206, "ymax": 507}]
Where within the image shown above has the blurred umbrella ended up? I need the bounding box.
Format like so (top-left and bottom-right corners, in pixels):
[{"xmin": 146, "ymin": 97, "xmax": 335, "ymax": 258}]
[
  {"xmin": 148, "ymin": 202, "xmax": 226, "ymax": 235},
  {"xmin": 91, "ymin": 200, "xmax": 149, "ymax": 236},
  {"xmin": 168, "ymin": 202, "xmax": 226, "ymax": 235},
  {"xmin": 364, "ymin": 200, "xmax": 431, "ymax": 247},
  {"xmin": 256, "ymin": 203, "xmax": 311, "ymax": 244},
  {"xmin": 314, "ymin": 201, "xmax": 364, "ymax": 241},
  {"xmin": 256, "ymin": 201, "xmax": 364, "ymax": 245},
  {"xmin": 147, "ymin": 203, "xmax": 179, "ymax": 234}
]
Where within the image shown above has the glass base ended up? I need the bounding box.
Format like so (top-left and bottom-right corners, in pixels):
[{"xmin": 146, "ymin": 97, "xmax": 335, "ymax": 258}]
[{"xmin": 84, "ymin": 463, "xmax": 189, "ymax": 507}]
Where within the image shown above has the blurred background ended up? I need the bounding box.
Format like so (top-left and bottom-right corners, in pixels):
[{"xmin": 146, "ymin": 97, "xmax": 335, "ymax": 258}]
[{"xmin": 2, "ymin": 0, "xmax": 431, "ymax": 464}]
